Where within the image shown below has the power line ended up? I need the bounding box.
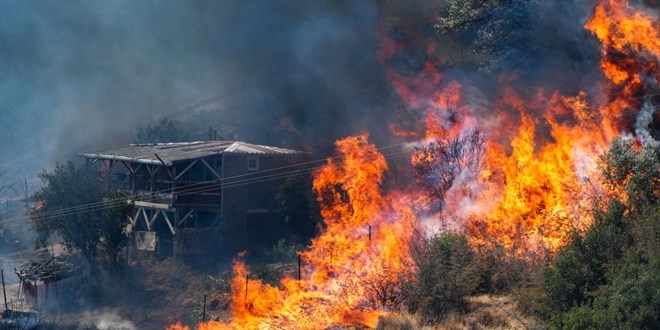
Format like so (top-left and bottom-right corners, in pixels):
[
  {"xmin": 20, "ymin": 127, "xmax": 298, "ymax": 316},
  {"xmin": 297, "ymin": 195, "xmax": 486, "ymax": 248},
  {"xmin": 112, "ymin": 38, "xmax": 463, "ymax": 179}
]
[
  {"xmin": 10, "ymin": 145, "xmax": 410, "ymax": 224},
  {"xmin": 8, "ymin": 91, "xmax": 658, "ymax": 224}
]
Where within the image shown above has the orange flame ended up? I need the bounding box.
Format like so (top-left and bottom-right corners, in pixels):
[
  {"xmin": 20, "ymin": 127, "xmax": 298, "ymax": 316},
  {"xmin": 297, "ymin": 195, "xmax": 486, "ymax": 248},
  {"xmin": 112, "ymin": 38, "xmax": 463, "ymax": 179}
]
[
  {"xmin": 585, "ymin": 0, "xmax": 659, "ymax": 129},
  {"xmin": 184, "ymin": 135, "xmax": 415, "ymax": 329},
  {"xmin": 172, "ymin": 0, "xmax": 658, "ymax": 327}
]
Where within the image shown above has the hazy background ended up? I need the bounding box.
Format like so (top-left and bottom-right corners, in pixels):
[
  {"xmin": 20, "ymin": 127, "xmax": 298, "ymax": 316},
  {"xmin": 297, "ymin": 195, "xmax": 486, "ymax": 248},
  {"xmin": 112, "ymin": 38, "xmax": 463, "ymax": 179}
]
[
  {"xmin": 1, "ymin": 0, "xmax": 401, "ymax": 185},
  {"xmin": 3, "ymin": 0, "xmax": 656, "ymax": 190}
]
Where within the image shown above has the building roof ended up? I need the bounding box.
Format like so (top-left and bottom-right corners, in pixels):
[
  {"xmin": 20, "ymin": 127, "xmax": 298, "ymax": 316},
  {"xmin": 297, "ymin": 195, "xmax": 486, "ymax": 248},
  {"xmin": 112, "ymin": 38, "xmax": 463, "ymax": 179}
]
[{"xmin": 80, "ymin": 141, "xmax": 303, "ymax": 166}]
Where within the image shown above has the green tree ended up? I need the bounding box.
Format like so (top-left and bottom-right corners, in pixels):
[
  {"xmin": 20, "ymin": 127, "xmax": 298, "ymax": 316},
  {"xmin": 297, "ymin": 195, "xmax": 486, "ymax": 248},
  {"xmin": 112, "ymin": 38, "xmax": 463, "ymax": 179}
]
[
  {"xmin": 542, "ymin": 138, "xmax": 660, "ymax": 327},
  {"xmin": 435, "ymin": 0, "xmax": 592, "ymax": 72},
  {"xmin": 435, "ymin": 0, "xmax": 535, "ymax": 71},
  {"xmin": 562, "ymin": 255, "xmax": 660, "ymax": 330},
  {"xmin": 599, "ymin": 138, "xmax": 660, "ymax": 257},
  {"xmin": 31, "ymin": 162, "xmax": 132, "ymax": 273},
  {"xmin": 132, "ymin": 116, "xmax": 189, "ymax": 143}
]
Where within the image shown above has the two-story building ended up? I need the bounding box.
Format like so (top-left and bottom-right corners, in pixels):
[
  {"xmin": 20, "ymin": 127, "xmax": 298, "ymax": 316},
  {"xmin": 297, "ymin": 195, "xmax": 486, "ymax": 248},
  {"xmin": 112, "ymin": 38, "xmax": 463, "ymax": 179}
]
[{"xmin": 80, "ymin": 140, "xmax": 306, "ymax": 260}]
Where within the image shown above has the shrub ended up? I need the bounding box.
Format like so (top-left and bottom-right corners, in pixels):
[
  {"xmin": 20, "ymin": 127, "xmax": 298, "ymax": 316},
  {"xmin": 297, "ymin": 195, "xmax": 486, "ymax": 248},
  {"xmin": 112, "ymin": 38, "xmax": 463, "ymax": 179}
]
[
  {"xmin": 407, "ymin": 233, "xmax": 480, "ymax": 322},
  {"xmin": 541, "ymin": 138, "xmax": 660, "ymax": 328}
]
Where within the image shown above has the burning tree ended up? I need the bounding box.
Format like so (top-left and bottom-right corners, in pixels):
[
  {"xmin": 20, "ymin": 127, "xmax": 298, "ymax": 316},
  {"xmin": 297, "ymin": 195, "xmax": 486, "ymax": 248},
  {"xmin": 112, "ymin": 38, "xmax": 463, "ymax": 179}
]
[{"xmin": 411, "ymin": 128, "xmax": 486, "ymax": 213}]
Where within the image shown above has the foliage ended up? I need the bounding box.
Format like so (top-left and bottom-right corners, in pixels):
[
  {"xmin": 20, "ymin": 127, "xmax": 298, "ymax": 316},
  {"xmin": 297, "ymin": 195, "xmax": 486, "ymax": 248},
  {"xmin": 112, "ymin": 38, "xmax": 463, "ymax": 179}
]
[
  {"xmin": 473, "ymin": 242, "xmax": 540, "ymax": 294},
  {"xmin": 276, "ymin": 175, "xmax": 322, "ymax": 243},
  {"xmin": 435, "ymin": 0, "xmax": 536, "ymax": 71},
  {"xmin": 434, "ymin": 0, "xmax": 592, "ymax": 72},
  {"xmin": 561, "ymin": 256, "xmax": 660, "ymax": 330},
  {"xmin": 407, "ymin": 233, "xmax": 480, "ymax": 322},
  {"xmin": 248, "ymin": 263, "xmax": 285, "ymax": 287},
  {"xmin": 599, "ymin": 137, "xmax": 660, "ymax": 258},
  {"xmin": 30, "ymin": 161, "xmax": 131, "ymax": 272},
  {"xmin": 132, "ymin": 116, "xmax": 189, "ymax": 144},
  {"xmin": 540, "ymin": 138, "xmax": 660, "ymax": 328},
  {"xmin": 271, "ymin": 238, "xmax": 302, "ymax": 263}
]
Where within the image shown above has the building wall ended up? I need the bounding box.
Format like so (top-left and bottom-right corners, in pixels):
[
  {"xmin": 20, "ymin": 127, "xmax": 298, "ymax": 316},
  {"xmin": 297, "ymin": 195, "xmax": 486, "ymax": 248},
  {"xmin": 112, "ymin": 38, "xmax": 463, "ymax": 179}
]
[
  {"xmin": 221, "ymin": 154, "xmax": 304, "ymax": 251},
  {"xmin": 100, "ymin": 152, "xmax": 304, "ymax": 256}
]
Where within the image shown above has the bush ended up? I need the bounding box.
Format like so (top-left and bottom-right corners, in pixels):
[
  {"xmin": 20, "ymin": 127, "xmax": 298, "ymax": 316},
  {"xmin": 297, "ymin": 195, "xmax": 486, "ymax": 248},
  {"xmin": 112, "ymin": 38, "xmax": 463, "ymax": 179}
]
[
  {"xmin": 562, "ymin": 255, "xmax": 660, "ymax": 329},
  {"xmin": 541, "ymin": 138, "xmax": 660, "ymax": 328},
  {"xmin": 473, "ymin": 242, "xmax": 540, "ymax": 294},
  {"xmin": 407, "ymin": 233, "xmax": 480, "ymax": 322},
  {"xmin": 271, "ymin": 239, "xmax": 302, "ymax": 263}
]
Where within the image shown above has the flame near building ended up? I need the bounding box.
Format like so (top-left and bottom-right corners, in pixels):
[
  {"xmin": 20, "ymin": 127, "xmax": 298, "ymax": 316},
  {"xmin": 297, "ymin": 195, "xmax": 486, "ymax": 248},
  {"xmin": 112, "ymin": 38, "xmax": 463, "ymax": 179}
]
[{"xmin": 169, "ymin": 0, "xmax": 658, "ymax": 328}]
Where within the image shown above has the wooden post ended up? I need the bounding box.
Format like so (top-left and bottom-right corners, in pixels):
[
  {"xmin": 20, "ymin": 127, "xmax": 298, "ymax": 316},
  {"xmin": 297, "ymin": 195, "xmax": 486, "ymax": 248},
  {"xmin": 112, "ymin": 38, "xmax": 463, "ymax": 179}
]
[
  {"xmin": 245, "ymin": 274, "xmax": 249, "ymax": 303},
  {"xmin": 1, "ymin": 269, "xmax": 8, "ymax": 311},
  {"xmin": 368, "ymin": 224, "xmax": 372, "ymax": 241},
  {"xmin": 170, "ymin": 167, "xmax": 176, "ymax": 206},
  {"xmin": 202, "ymin": 294, "xmax": 207, "ymax": 322},
  {"xmin": 297, "ymin": 254, "xmax": 301, "ymax": 281}
]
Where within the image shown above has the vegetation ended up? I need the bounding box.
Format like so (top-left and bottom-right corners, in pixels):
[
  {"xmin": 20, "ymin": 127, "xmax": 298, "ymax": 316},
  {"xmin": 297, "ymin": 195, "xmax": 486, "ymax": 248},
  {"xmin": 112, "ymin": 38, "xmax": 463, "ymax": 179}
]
[
  {"xmin": 435, "ymin": 0, "xmax": 592, "ymax": 72},
  {"xmin": 411, "ymin": 129, "xmax": 486, "ymax": 212},
  {"xmin": 540, "ymin": 138, "xmax": 660, "ymax": 328},
  {"xmin": 276, "ymin": 175, "xmax": 322, "ymax": 243},
  {"xmin": 30, "ymin": 161, "xmax": 132, "ymax": 273},
  {"xmin": 16, "ymin": 133, "xmax": 660, "ymax": 329},
  {"xmin": 401, "ymin": 137, "xmax": 659, "ymax": 328},
  {"xmin": 132, "ymin": 117, "xmax": 189, "ymax": 144},
  {"xmin": 407, "ymin": 233, "xmax": 480, "ymax": 322}
]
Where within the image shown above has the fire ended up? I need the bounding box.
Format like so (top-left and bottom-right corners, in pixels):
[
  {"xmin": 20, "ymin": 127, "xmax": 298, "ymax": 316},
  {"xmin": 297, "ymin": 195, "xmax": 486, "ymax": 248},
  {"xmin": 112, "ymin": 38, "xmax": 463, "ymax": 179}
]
[
  {"xmin": 466, "ymin": 92, "xmax": 605, "ymax": 255},
  {"xmin": 585, "ymin": 0, "xmax": 659, "ymax": 59},
  {"xmin": 385, "ymin": 0, "xmax": 658, "ymax": 258},
  {"xmin": 172, "ymin": 0, "xmax": 658, "ymax": 328},
  {"xmin": 171, "ymin": 135, "xmax": 415, "ymax": 329},
  {"xmin": 585, "ymin": 0, "xmax": 659, "ymax": 135}
]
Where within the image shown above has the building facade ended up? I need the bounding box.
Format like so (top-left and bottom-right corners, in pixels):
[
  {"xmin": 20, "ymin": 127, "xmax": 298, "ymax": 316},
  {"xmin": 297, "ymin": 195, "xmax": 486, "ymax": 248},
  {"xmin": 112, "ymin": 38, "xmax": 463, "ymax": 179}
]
[{"xmin": 80, "ymin": 141, "xmax": 306, "ymax": 259}]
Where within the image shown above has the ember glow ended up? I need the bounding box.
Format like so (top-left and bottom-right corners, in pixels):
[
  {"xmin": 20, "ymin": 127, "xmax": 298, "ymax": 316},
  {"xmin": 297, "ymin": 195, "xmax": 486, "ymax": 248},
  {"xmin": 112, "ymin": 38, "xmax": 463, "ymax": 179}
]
[{"xmin": 171, "ymin": 0, "xmax": 658, "ymax": 328}]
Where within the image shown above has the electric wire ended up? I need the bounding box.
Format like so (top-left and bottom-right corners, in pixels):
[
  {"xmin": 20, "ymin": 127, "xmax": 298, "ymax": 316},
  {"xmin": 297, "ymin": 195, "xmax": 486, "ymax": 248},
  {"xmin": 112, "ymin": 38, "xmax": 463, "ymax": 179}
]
[
  {"xmin": 5, "ymin": 93, "xmax": 658, "ymax": 224},
  {"xmin": 9, "ymin": 146, "xmax": 411, "ymax": 224}
]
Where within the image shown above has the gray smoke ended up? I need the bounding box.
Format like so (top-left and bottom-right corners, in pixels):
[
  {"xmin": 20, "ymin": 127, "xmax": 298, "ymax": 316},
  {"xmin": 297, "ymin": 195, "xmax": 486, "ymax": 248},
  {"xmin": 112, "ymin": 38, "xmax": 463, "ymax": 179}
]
[
  {"xmin": 1, "ymin": 0, "xmax": 655, "ymax": 185},
  {"xmin": 636, "ymin": 100, "xmax": 659, "ymax": 147},
  {"xmin": 0, "ymin": 0, "xmax": 396, "ymax": 180}
]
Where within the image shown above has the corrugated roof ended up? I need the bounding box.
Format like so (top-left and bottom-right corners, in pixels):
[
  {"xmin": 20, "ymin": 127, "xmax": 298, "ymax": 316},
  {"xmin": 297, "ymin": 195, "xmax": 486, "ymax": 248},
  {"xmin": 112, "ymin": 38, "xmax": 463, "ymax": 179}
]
[{"xmin": 80, "ymin": 141, "xmax": 303, "ymax": 166}]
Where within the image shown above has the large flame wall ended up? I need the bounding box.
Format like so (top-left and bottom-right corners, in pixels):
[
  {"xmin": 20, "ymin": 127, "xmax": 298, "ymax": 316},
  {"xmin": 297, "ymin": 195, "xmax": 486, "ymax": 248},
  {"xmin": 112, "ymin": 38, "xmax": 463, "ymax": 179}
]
[{"xmin": 170, "ymin": 0, "xmax": 658, "ymax": 328}]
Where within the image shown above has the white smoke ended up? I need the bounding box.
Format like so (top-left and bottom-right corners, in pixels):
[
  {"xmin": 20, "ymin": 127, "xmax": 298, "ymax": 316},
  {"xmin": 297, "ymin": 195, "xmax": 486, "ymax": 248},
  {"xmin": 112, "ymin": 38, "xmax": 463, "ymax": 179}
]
[
  {"xmin": 635, "ymin": 100, "xmax": 659, "ymax": 147},
  {"xmin": 95, "ymin": 312, "xmax": 136, "ymax": 330}
]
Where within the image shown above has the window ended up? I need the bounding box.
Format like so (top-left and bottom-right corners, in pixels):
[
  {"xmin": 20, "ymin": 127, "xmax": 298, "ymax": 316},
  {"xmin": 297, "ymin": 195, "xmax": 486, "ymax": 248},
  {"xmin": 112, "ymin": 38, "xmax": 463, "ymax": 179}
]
[{"xmin": 247, "ymin": 157, "xmax": 259, "ymax": 171}]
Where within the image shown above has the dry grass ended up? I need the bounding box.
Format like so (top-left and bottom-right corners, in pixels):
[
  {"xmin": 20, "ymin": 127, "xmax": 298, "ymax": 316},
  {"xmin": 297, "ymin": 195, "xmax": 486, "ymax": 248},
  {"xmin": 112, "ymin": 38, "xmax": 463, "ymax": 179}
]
[{"xmin": 376, "ymin": 295, "xmax": 542, "ymax": 330}]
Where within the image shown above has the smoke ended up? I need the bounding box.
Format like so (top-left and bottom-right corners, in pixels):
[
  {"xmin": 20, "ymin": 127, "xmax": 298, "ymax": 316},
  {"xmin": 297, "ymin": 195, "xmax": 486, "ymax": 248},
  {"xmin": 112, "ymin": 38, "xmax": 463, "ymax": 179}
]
[
  {"xmin": 95, "ymin": 312, "xmax": 136, "ymax": 330},
  {"xmin": 0, "ymin": 0, "xmax": 396, "ymax": 180},
  {"xmin": 636, "ymin": 101, "xmax": 659, "ymax": 147},
  {"xmin": 74, "ymin": 311, "xmax": 136, "ymax": 330},
  {"xmin": 2, "ymin": 0, "xmax": 647, "ymax": 183}
]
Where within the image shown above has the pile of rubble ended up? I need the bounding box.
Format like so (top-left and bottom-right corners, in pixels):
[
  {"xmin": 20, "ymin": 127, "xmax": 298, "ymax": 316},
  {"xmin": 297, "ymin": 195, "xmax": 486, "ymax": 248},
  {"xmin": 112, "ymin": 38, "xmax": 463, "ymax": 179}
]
[{"xmin": 14, "ymin": 256, "xmax": 79, "ymax": 284}]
